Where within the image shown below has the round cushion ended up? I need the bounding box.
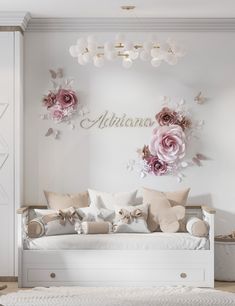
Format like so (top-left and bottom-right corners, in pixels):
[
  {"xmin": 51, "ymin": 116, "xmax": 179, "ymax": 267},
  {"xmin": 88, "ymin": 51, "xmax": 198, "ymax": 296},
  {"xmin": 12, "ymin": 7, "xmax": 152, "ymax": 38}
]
[
  {"xmin": 186, "ymin": 217, "xmax": 209, "ymax": 237},
  {"xmin": 27, "ymin": 219, "xmax": 45, "ymax": 238}
]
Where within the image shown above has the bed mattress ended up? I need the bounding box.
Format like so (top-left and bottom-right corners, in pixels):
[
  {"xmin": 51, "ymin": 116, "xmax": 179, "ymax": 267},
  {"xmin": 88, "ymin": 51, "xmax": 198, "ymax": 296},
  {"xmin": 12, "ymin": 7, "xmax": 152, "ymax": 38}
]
[{"xmin": 25, "ymin": 232, "xmax": 209, "ymax": 250}]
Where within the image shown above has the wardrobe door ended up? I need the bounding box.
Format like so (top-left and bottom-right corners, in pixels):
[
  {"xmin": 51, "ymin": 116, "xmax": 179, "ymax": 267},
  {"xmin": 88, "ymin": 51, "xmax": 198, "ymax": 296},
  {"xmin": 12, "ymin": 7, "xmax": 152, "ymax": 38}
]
[{"xmin": 0, "ymin": 32, "xmax": 15, "ymax": 276}]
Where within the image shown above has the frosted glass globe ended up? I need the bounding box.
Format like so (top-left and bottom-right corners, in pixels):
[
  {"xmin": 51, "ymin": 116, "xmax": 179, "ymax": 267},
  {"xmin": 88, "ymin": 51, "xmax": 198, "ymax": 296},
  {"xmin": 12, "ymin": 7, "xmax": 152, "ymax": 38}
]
[
  {"xmin": 78, "ymin": 54, "xmax": 86, "ymax": 65},
  {"xmin": 88, "ymin": 41, "xmax": 97, "ymax": 52},
  {"xmin": 93, "ymin": 56, "xmax": 104, "ymax": 68},
  {"xmin": 69, "ymin": 45, "xmax": 78, "ymax": 57},
  {"xmin": 150, "ymin": 48, "xmax": 164, "ymax": 60},
  {"xmin": 165, "ymin": 53, "xmax": 178, "ymax": 65},
  {"xmin": 129, "ymin": 50, "xmax": 139, "ymax": 60},
  {"xmin": 122, "ymin": 58, "xmax": 133, "ymax": 69},
  {"xmin": 143, "ymin": 41, "xmax": 153, "ymax": 52},
  {"xmin": 140, "ymin": 50, "xmax": 150, "ymax": 61},
  {"xmin": 82, "ymin": 53, "xmax": 91, "ymax": 64},
  {"xmin": 105, "ymin": 51, "xmax": 117, "ymax": 61},
  {"xmin": 124, "ymin": 41, "xmax": 133, "ymax": 51},
  {"xmin": 151, "ymin": 58, "xmax": 161, "ymax": 67},
  {"xmin": 104, "ymin": 41, "xmax": 114, "ymax": 52}
]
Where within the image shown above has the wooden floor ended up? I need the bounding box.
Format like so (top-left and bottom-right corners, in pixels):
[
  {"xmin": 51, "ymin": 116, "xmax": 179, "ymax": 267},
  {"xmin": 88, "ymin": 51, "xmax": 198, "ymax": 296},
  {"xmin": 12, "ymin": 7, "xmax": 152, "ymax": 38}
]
[{"xmin": 0, "ymin": 282, "xmax": 235, "ymax": 295}]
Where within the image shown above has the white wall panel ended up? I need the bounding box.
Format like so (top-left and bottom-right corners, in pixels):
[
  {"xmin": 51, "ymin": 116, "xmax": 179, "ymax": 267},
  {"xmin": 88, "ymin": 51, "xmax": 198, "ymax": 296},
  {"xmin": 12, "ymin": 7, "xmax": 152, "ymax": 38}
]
[
  {"xmin": 24, "ymin": 32, "xmax": 235, "ymax": 235},
  {"xmin": 0, "ymin": 32, "xmax": 14, "ymax": 276}
]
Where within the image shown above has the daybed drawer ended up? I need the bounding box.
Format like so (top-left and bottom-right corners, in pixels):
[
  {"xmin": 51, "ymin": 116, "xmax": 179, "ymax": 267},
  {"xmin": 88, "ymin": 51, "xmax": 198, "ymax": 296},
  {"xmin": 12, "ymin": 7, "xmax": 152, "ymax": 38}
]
[{"xmin": 27, "ymin": 268, "xmax": 205, "ymax": 283}]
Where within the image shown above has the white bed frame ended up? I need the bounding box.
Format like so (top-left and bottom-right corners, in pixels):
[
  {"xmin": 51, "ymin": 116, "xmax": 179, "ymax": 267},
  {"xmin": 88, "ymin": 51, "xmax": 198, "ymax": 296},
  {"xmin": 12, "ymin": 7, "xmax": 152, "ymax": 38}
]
[{"xmin": 17, "ymin": 205, "xmax": 215, "ymax": 288}]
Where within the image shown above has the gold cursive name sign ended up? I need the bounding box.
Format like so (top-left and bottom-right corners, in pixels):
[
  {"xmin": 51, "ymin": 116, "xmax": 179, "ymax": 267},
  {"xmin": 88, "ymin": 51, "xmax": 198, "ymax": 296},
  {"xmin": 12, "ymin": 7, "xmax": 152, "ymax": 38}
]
[{"xmin": 80, "ymin": 110, "xmax": 155, "ymax": 129}]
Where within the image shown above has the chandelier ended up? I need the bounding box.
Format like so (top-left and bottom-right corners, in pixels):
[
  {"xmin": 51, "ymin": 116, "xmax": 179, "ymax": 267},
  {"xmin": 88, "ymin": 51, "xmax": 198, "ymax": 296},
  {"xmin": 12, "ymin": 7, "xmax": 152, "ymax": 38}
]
[{"xmin": 69, "ymin": 6, "xmax": 186, "ymax": 69}]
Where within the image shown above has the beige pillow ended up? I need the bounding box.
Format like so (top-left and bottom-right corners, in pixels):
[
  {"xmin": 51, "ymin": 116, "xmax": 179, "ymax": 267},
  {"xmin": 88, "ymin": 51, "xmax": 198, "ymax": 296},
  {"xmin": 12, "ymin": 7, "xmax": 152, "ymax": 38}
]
[
  {"xmin": 186, "ymin": 217, "xmax": 209, "ymax": 237},
  {"xmin": 158, "ymin": 206, "xmax": 186, "ymax": 233},
  {"xmin": 142, "ymin": 187, "xmax": 190, "ymax": 232},
  {"xmin": 44, "ymin": 190, "xmax": 89, "ymax": 210},
  {"xmin": 76, "ymin": 221, "xmax": 111, "ymax": 234}
]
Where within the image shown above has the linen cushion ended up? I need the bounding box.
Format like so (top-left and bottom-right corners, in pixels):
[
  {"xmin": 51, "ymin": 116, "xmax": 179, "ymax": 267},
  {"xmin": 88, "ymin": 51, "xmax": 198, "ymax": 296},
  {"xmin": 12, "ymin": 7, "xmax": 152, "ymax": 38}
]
[
  {"xmin": 186, "ymin": 217, "xmax": 209, "ymax": 237},
  {"xmin": 76, "ymin": 221, "xmax": 111, "ymax": 234},
  {"xmin": 44, "ymin": 190, "xmax": 89, "ymax": 210},
  {"xmin": 77, "ymin": 206, "xmax": 115, "ymax": 222},
  {"xmin": 141, "ymin": 187, "xmax": 190, "ymax": 232},
  {"xmin": 158, "ymin": 205, "xmax": 186, "ymax": 233},
  {"xmin": 32, "ymin": 207, "xmax": 80, "ymax": 237},
  {"xmin": 113, "ymin": 204, "xmax": 149, "ymax": 233},
  {"xmin": 88, "ymin": 189, "xmax": 138, "ymax": 210}
]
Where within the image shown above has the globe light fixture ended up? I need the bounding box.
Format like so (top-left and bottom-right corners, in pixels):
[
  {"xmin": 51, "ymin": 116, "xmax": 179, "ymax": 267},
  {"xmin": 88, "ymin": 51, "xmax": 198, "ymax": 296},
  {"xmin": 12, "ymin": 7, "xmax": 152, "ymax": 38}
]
[{"xmin": 69, "ymin": 6, "xmax": 186, "ymax": 69}]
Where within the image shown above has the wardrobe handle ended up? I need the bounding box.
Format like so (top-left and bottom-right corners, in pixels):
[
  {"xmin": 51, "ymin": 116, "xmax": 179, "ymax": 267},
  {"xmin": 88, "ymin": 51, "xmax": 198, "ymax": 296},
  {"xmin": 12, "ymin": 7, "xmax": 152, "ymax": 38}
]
[
  {"xmin": 50, "ymin": 272, "xmax": 56, "ymax": 279},
  {"xmin": 180, "ymin": 272, "xmax": 187, "ymax": 279}
]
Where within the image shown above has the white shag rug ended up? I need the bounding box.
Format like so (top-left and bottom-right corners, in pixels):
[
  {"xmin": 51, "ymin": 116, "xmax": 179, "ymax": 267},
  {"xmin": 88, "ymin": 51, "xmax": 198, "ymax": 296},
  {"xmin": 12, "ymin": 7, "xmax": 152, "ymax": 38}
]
[{"xmin": 0, "ymin": 286, "xmax": 235, "ymax": 306}]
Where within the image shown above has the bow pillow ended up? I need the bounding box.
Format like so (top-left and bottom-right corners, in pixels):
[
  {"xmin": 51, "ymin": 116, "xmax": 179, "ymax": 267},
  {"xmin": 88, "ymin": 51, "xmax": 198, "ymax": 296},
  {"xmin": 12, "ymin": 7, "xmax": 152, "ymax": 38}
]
[
  {"xmin": 113, "ymin": 204, "xmax": 149, "ymax": 233},
  {"xmin": 158, "ymin": 205, "xmax": 185, "ymax": 233},
  {"xmin": 28, "ymin": 207, "xmax": 81, "ymax": 238}
]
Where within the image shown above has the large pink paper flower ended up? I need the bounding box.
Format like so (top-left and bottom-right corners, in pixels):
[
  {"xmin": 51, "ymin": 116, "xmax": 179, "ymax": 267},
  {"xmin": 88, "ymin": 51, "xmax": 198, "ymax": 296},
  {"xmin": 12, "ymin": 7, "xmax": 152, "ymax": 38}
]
[
  {"xmin": 147, "ymin": 156, "xmax": 169, "ymax": 176},
  {"xmin": 149, "ymin": 125, "xmax": 186, "ymax": 163},
  {"xmin": 43, "ymin": 92, "xmax": 56, "ymax": 109},
  {"xmin": 56, "ymin": 89, "xmax": 78, "ymax": 109}
]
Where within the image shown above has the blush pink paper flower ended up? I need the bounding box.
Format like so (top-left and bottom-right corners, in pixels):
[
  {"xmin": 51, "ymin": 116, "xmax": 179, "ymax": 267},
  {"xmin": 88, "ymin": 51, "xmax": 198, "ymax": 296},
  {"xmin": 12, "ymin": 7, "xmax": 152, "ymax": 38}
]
[
  {"xmin": 147, "ymin": 156, "xmax": 169, "ymax": 175},
  {"xmin": 149, "ymin": 125, "xmax": 186, "ymax": 163},
  {"xmin": 155, "ymin": 107, "xmax": 178, "ymax": 126},
  {"xmin": 43, "ymin": 92, "xmax": 56, "ymax": 109},
  {"xmin": 51, "ymin": 108, "xmax": 64, "ymax": 122},
  {"xmin": 56, "ymin": 89, "xmax": 78, "ymax": 109}
]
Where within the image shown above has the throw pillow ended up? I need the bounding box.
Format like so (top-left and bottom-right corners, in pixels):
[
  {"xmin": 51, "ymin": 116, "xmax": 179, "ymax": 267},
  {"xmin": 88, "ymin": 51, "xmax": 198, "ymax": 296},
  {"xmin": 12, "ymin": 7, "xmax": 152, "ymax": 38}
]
[
  {"xmin": 113, "ymin": 204, "xmax": 149, "ymax": 233},
  {"xmin": 88, "ymin": 189, "xmax": 138, "ymax": 210},
  {"xmin": 141, "ymin": 187, "xmax": 190, "ymax": 232},
  {"xmin": 158, "ymin": 205, "xmax": 186, "ymax": 233},
  {"xmin": 186, "ymin": 217, "xmax": 209, "ymax": 237},
  {"xmin": 75, "ymin": 221, "xmax": 112, "ymax": 234},
  {"xmin": 44, "ymin": 190, "xmax": 89, "ymax": 210},
  {"xmin": 30, "ymin": 207, "xmax": 81, "ymax": 237}
]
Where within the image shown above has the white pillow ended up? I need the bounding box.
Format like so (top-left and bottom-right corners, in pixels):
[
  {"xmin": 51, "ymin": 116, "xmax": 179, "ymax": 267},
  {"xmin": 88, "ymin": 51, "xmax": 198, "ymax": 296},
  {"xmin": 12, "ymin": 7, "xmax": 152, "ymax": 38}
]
[
  {"xmin": 33, "ymin": 207, "xmax": 80, "ymax": 236},
  {"xmin": 77, "ymin": 206, "xmax": 115, "ymax": 223},
  {"xmin": 88, "ymin": 189, "xmax": 138, "ymax": 210},
  {"xmin": 113, "ymin": 204, "xmax": 149, "ymax": 233}
]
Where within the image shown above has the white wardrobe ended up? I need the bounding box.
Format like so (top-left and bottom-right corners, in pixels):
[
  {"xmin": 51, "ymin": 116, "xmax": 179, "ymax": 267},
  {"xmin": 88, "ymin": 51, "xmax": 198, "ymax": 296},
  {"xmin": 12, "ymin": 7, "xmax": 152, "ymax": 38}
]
[{"xmin": 0, "ymin": 30, "xmax": 23, "ymax": 277}]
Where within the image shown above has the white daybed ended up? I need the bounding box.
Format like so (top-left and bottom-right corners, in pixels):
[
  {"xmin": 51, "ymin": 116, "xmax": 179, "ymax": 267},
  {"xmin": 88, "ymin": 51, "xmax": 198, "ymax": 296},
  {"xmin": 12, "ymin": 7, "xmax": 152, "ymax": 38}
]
[{"xmin": 17, "ymin": 205, "xmax": 215, "ymax": 288}]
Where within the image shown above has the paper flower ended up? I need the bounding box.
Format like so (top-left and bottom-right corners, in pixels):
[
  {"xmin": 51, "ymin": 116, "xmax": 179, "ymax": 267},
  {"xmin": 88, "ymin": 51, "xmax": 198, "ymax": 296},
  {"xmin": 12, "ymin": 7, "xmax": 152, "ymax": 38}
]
[
  {"xmin": 56, "ymin": 89, "xmax": 78, "ymax": 109},
  {"xmin": 155, "ymin": 107, "xmax": 177, "ymax": 126},
  {"xmin": 149, "ymin": 125, "xmax": 186, "ymax": 164},
  {"xmin": 146, "ymin": 156, "xmax": 169, "ymax": 175},
  {"xmin": 43, "ymin": 92, "xmax": 56, "ymax": 109}
]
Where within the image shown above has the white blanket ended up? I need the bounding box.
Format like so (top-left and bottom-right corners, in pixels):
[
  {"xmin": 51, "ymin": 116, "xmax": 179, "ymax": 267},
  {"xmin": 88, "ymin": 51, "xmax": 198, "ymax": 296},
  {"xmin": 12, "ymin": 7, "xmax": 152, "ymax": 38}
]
[
  {"xmin": 26, "ymin": 232, "xmax": 209, "ymax": 250},
  {"xmin": 1, "ymin": 286, "xmax": 235, "ymax": 306}
]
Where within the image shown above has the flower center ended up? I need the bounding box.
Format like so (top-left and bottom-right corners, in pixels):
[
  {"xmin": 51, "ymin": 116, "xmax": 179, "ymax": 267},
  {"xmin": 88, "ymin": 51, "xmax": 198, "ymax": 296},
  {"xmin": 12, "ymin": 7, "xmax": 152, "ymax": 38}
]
[{"xmin": 64, "ymin": 95, "xmax": 71, "ymax": 102}]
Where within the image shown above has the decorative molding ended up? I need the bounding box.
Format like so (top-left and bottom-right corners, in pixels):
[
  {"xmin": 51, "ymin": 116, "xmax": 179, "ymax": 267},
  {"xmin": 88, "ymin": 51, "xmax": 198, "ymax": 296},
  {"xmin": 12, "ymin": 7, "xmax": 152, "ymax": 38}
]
[
  {"xmin": 0, "ymin": 153, "xmax": 9, "ymax": 170},
  {"xmin": 0, "ymin": 103, "xmax": 9, "ymax": 119},
  {"xmin": 0, "ymin": 12, "xmax": 31, "ymax": 32},
  {"xmin": 0, "ymin": 184, "xmax": 9, "ymax": 205},
  {"xmin": 27, "ymin": 17, "xmax": 235, "ymax": 32}
]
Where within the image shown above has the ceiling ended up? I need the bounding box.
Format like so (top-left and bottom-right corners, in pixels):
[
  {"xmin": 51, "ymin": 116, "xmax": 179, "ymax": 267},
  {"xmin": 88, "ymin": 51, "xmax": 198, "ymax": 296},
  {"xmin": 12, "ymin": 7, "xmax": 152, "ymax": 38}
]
[{"xmin": 1, "ymin": 0, "xmax": 235, "ymax": 18}]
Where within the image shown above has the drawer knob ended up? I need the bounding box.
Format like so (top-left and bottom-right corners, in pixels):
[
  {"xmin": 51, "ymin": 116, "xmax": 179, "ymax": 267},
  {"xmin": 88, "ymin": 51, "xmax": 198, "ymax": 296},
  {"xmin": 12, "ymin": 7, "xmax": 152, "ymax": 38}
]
[
  {"xmin": 50, "ymin": 272, "xmax": 56, "ymax": 279},
  {"xmin": 180, "ymin": 272, "xmax": 187, "ymax": 279}
]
